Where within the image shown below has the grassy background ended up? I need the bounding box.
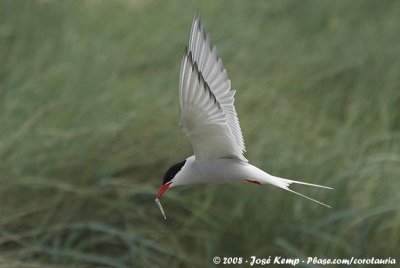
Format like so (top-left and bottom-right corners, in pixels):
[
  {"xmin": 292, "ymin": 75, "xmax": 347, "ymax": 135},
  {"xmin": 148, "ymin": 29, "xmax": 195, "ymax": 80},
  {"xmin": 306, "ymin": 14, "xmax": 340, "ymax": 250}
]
[{"xmin": 1, "ymin": 0, "xmax": 399, "ymax": 267}]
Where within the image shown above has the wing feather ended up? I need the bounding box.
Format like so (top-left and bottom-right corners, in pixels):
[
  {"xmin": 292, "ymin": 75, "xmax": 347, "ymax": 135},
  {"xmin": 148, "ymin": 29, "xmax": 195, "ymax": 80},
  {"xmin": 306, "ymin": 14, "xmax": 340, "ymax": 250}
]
[
  {"xmin": 179, "ymin": 50, "xmax": 246, "ymax": 161},
  {"xmin": 188, "ymin": 13, "xmax": 246, "ymax": 154}
]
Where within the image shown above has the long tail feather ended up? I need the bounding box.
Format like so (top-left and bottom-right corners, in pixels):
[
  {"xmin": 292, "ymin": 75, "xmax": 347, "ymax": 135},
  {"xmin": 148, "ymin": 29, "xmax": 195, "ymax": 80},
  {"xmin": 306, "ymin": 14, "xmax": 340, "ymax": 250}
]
[
  {"xmin": 285, "ymin": 188, "xmax": 331, "ymax": 208},
  {"xmin": 267, "ymin": 175, "xmax": 332, "ymax": 208},
  {"xmin": 278, "ymin": 176, "xmax": 333, "ymax": 190}
]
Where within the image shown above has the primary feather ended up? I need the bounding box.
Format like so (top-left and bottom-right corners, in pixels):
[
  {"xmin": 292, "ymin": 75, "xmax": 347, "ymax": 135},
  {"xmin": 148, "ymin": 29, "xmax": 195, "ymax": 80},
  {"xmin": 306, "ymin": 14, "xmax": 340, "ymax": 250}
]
[
  {"xmin": 179, "ymin": 50, "xmax": 245, "ymax": 161},
  {"xmin": 180, "ymin": 12, "xmax": 247, "ymax": 161}
]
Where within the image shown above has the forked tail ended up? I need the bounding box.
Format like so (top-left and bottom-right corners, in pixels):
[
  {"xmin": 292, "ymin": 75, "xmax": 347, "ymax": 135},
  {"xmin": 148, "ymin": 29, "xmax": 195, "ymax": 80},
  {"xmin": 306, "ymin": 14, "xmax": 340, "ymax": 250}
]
[{"xmin": 268, "ymin": 175, "xmax": 333, "ymax": 208}]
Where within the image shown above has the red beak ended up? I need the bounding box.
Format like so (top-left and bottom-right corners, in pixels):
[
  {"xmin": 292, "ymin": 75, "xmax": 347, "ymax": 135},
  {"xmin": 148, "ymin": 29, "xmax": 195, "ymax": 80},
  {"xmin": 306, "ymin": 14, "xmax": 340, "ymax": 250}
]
[{"xmin": 156, "ymin": 181, "xmax": 173, "ymax": 200}]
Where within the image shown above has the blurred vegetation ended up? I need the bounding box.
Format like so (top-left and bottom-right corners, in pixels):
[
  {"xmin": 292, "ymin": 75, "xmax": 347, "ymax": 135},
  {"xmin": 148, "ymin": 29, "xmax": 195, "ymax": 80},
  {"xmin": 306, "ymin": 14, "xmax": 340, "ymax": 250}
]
[{"xmin": 1, "ymin": 0, "xmax": 399, "ymax": 267}]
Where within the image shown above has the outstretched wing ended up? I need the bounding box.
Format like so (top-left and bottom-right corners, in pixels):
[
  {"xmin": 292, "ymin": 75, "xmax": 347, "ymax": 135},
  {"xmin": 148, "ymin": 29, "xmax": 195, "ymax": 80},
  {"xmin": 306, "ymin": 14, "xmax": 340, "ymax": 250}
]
[
  {"xmin": 179, "ymin": 49, "xmax": 247, "ymax": 161},
  {"xmin": 188, "ymin": 13, "xmax": 246, "ymax": 154}
]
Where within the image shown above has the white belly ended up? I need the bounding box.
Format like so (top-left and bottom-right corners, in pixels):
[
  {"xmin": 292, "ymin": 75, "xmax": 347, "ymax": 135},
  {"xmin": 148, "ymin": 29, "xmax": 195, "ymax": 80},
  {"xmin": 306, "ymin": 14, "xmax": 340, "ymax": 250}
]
[{"xmin": 172, "ymin": 155, "xmax": 270, "ymax": 186}]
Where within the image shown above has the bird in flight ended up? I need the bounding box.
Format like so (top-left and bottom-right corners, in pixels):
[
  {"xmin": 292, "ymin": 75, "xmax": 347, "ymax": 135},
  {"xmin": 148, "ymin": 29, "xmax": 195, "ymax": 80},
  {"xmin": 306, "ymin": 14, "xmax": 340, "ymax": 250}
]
[{"xmin": 155, "ymin": 13, "xmax": 332, "ymax": 219}]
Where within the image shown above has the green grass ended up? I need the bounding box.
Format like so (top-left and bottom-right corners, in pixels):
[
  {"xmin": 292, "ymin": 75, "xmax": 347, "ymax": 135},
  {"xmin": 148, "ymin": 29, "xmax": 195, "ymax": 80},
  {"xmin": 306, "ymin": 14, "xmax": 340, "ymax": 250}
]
[{"xmin": 1, "ymin": 0, "xmax": 399, "ymax": 267}]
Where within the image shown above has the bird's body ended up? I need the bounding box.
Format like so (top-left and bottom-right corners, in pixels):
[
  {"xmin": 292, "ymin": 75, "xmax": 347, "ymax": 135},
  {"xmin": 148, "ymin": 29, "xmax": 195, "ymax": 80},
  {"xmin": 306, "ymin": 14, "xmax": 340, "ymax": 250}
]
[
  {"xmin": 155, "ymin": 13, "xmax": 332, "ymax": 219},
  {"xmin": 171, "ymin": 156, "xmax": 253, "ymax": 186},
  {"xmin": 170, "ymin": 156, "xmax": 282, "ymax": 187}
]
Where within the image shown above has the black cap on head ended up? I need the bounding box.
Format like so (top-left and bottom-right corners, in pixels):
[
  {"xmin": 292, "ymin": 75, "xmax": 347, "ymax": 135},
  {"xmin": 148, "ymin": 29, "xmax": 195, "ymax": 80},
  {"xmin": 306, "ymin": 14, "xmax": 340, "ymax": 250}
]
[{"xmin": 162, "ymin": 160, "xmax": 186, "ymax": 185}]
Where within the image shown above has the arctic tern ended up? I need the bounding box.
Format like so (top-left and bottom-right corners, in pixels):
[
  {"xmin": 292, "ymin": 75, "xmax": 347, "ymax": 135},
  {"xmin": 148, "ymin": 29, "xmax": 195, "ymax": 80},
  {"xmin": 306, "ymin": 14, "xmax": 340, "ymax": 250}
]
[{"xmin": 155, "ymin": 13, "xmax": 332, "ymax": 219}]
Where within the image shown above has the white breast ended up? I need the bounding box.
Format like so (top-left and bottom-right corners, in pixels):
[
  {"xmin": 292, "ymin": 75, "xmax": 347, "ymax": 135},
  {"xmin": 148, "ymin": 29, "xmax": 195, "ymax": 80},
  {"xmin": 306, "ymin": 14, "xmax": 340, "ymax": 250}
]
[{"xmin": 171, "ymin": 156, "xmax": 266, "ymax": 186}]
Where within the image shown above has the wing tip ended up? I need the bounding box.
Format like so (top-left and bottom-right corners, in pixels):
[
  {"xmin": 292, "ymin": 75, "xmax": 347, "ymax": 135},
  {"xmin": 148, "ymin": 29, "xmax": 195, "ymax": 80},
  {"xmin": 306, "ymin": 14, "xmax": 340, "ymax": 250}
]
[
  {"xmin": 194, "ymin": 10, "xmax": 200, "ymax": 20},
  {"xmin": 194, "ymin": 11, "xmax": 202, "ymax": 27}
]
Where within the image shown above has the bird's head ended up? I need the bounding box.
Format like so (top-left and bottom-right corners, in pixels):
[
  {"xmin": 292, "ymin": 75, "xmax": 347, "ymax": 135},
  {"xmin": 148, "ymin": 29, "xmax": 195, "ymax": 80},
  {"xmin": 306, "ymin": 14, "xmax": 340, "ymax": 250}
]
[{"xmin": 155, "ymin": 160, "xmax": 186, "ymax": 219}]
